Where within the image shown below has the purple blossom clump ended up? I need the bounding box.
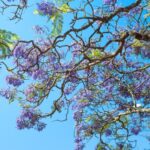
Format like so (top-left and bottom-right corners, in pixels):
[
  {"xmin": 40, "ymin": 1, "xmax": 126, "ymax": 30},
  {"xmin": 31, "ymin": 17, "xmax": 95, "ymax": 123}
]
[
  {"xmin": 131, "ymin": 126, "xmax": 141, "ymax": 135},
  {"xmin": 73, "ymin": 89, "xmax": 93, "ymax": 102},
  {"xmin": 75, "ymin": 137, "xmax": 82, "ymax": 143},
  {"xmin": 36, "ymin": 122, "xmax": 47, "ymax": 131},
  {"xmin": 37, "ymin": 1, "xmax": 57, "ymax": 16},
  {"xmin": 105, "ymin": 129, "xmax": 112, "ymax": 136},
  {"xmin": 33, "ymin": 25, "xmax": 45, "ymax": 34},
  {"xmin": 76, "ymin": 123, "xmax": 88, "ymax": 133},
  {"xmin": 13, "ymin": 44, "xmax": 26, "ymax": 58},
  {"xmin": 130, "ymin": 6, "xmax": 141, "ymax": 14},
  {"xmin": 25, "ymin": 85, "xmax": 39, "ymax": 102},
  {"xmin": 103, "ymin": 0, "xmax": 116, "ymax": 5},
  {"xmin": 0, "ymin": 88, "xmax": 16, "ymax": 99},
  {"xmin": 6, "ymin": 75, "xmax": 23, "ymax": 86},
  {"xmin": 64, "ymin": 85, "xmax": 76, "ymax": 95},
  {"xmin": 73, "ymin": 111, "xmax": 82, "ymax": 122},
  {"xmin": 141, "ymin": 48, "xmax": 150, "ymax": 58},
  {"xmin": 75, "ymin": 136, "xmax": 84, "ymax": 150},
  {"xmin": 13, "ymin": 42, "xmax": 41, "ymax": 73},
  {"xmin": 17, "ymin": 108, "xmax": 46, "ymax": 131},
  {"xmin": 75, "ymin": 143, "xmax": 84, "ymax": 150},
  {"xmin": 32, "ymin": 69, "xmax": 47, "ymax": 80}
]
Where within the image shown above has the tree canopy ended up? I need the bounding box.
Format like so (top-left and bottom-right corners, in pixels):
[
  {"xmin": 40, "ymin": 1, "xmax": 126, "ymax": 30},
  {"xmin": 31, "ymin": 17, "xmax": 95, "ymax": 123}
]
[{"xmin": 0, "ymin": 0, "xmax": 150, "ymax": 149}]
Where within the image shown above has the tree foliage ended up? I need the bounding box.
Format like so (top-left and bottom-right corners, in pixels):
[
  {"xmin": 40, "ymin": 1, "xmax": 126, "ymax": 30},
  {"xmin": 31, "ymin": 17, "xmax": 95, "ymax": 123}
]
[{"xmin": 0, "ymin": 0, "xmax": 150, "ymax": 149}]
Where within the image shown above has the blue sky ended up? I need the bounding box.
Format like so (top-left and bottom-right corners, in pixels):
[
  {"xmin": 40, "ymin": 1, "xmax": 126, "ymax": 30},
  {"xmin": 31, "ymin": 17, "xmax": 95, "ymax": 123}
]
[{"xmin": 0, "ymin": 0, "xmax": 149, "ymax": 150}]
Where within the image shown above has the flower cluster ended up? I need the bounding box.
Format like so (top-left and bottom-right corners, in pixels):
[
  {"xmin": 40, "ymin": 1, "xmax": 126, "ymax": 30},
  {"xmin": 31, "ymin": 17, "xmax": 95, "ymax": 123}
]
[
  {"xmin": 74, "ymin": 124, "xmax": 86, "ymax": 150},
  {"xmin": 32, "ymin": 69, "xmax": 48, "ymax": 80},
  {"xmin": 131, "ymin": 126, "xmax": 141, "ymax": 135},
  {"xmin": 33, "ymin": 25, "xmax": 45, "ymax": 34},
  {"xmin": 13, "ymin": 42, "xmax": 40, "ymax": 73},
  {"xmin": 105, "ymin": 129, "xmax": 112, "ymax": 136},
  {"xmin": 6, "ymin": 75, "xmax": 23, "ymax": 86},
  {"xmin": 73, "ymin": 111, "xmax": 83, "ymax": 122},
  {"xmin": 71, "ymin": 89, "xmax": 95, "ymax": 150},
  {"xmin": 103, "ymin": 0, "xmax": 116, "ymax": 5},
  {"xmin": 138, "ymin": 48, "xmax": 150, "ymax": 58},
  {"xmin": 37, "ymin": 1, "xmax": 57, "ymax": 16},
  {"xmin": 24, "ymin": 85, "xmax": 43, "ymax": 103},
  {"xmin": 130, "ymin": 6, "xmax": 142, "ymax": 14},
  {"xmin": 17, "ymin": 108, "xmax": 46, "ymax": 131},
  {"xmin": 13, "ymin": 44, "xmax": 26, "ymax": 58},
  {"xmin": 0, "ymin": 88, "xmax": 16, "ymax": 99}
]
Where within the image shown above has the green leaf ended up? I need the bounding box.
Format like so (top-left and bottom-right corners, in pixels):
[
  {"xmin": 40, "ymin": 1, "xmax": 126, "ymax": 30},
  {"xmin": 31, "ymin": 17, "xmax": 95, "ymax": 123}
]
[
  {"xmin": 144, "ymin": 13, "xmax": 150, "ymax": 18},
  {"xmin": 79, "ymin": 99, "xmax": 89, "ymax": 103},
  {"xmin": 39, "ymin": 90, "xmax": 43, "ymax": 97},
  {"xmin": 85, "ymin": 116, "xmax": 92, "ymax": 122},
  {"xmin": 0, "ymin": 29, "xmax": 19, "ymax": 58},
  {"xmin": 132, "ymin": 39, "xmax": 144, "ymax": 47},
  {"xmin": 33, "ymin": 9, "xmax": 39, "ymax": 15},
  {"xmin": 51, "ymin": 14, "xmax": 63, "ymax": 37},
  {"xmin": 9, "ymin": 98, "xmax": 15, "ymax": 104},
  {"xmin": 59, "ymin": 4, "xmax": 71, "ymax": 13},
  {"xmin": 88, "ymin": 49, "xmax": 105, "ymax": 59},
  {"xmin": 96, "ymin": 144, "xmax": 104, "ymax": 150}
]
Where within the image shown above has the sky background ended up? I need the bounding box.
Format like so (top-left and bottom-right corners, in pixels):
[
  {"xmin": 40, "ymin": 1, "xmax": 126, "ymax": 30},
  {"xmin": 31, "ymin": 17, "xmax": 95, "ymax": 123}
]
[{"xmin": 0, "ymin": 0, "xmax": 149, "ymax": 150}]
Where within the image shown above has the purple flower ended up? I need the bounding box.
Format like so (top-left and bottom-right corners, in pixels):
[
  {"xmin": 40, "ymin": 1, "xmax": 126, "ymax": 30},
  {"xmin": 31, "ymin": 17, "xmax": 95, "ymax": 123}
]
[
  {"xmin": 25, "ymin": 85, "xmax": 39, "ymax": 102},
  {"xmin": 105, "ymin": 129, "xmax": 112, "ymax": 136},
  {"xmin": 33, "ymin": 25, "xmax": 45, "ymax": 34},
  {"xmin": 130, "ymin": 6, "xmax": 141, "ymax": 14},
  {"xmin": 103, "ymin": 0, "xmax": 116, "ymax": 5},
  {"xmin": 37, "ymin": 1, "xmax": 57, "ymax": 16},
  {"xmin": 76, "ymin": 123, "xmax": 88, "ymax": 132},
  {"xmin": 17, "ymin": 108, "xmax": 46, "ymax": 131},
  {"xmin": 131, "ymin": 126, "xmax": 141, "ymax": 135},
  {"xmin": 32, "ymin": 69, "xmax": 47, "ymax": 80},
  {"xmin": 73, "ymin": 111, "xmax": 82, "ymax": 121},
  {"xmin": 17, "ymin": 108, "xmax": 38, "ymax": 129},
  {"xmin": 64, "ymin": 85, "xmax": 76, "ymax": 95},
  {"xmin": 6, "ymin": 75, "xmax": 23, "ymax": 86},
  {"xmin": 13, "ymin": 45, "xmax": 25, "ymax": 58},
  {"xmin": 141, "ymin": 48, "xmax": 150, "ymax": 58},
  {"xmin": 0, "ymin": 88, "xmax": 16, "ymax": 99},
  {"xmin": 75, "ymin": 137, "xmax": 82, "ymax": 143},
  {"xmin": 36, "ymin": 122, "xmax": 46, "ymax": 131},
  {"xmin": 75, "ymin": 143, "xmax": 84, "ymax": 150}
]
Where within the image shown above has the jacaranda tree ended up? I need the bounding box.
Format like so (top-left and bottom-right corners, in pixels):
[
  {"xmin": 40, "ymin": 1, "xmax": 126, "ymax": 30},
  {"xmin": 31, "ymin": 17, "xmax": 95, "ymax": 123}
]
[{"xmin": 0, "ymin": 0, "xmax": 150, "ymax": 149}]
